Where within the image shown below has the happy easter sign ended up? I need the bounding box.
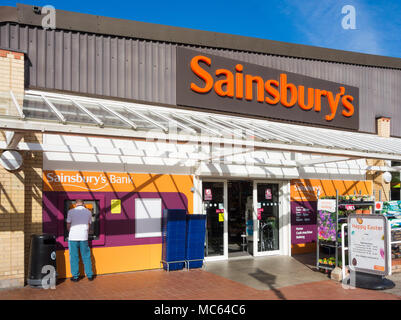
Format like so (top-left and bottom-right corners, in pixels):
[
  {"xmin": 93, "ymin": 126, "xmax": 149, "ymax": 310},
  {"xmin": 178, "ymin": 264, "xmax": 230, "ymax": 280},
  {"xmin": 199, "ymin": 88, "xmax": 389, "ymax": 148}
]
[{"xmin": 348, "ymin": 214, "xmax": 390, "ymax": 276}]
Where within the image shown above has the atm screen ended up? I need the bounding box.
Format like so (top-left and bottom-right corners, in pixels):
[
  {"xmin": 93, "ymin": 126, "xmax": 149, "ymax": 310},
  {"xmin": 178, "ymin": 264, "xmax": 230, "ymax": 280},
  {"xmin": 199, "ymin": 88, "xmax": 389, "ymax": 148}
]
[{"xmin": 64, "ymin": 200, "xmax": 100, "ymax": 241}]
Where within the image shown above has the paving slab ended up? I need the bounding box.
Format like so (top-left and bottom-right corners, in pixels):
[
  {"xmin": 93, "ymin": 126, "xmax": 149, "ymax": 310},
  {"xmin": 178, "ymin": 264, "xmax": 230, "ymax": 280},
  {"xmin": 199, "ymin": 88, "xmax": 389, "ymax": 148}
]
[
  {"xmin": 204, "ymin": 255, "xmax": 329, "ymax": 290},
  {"xmin": 0, "ymin": 267, "xmax": 398, "ymax": 300},
  {"xmin": 0, "ymin": 253, "xmax": 400, "ymax": 300}
]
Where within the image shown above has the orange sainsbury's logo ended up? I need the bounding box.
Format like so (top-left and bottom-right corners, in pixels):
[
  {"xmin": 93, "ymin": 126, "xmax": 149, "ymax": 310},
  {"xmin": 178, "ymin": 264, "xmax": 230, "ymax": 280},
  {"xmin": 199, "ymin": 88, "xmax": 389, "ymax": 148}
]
[{"xmin": 189, "ymin": 55, "xmax": 355, "ymax": 123}]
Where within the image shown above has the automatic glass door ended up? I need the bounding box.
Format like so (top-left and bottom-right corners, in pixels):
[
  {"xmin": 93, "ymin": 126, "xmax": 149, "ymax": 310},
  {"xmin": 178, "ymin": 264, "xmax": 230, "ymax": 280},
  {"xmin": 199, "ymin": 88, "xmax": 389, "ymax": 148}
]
[
  {"xmin": 255, "ymin": 183, "xmax": 280, "ymax": 253},
  {"xmin": 203, "ymin": 182, "xmax": 225, "ymax": 257}
]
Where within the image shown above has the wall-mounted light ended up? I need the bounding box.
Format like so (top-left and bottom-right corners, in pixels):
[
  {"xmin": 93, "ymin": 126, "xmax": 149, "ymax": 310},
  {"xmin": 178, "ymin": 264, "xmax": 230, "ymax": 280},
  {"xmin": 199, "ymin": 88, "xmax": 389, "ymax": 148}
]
[
  {"xmin": 383, "ymin": 171, "xmax": 392, "ymax": 184},
  {"xmin": 0, "ymin": 150, "xmax": 23, "ymax": 171}
]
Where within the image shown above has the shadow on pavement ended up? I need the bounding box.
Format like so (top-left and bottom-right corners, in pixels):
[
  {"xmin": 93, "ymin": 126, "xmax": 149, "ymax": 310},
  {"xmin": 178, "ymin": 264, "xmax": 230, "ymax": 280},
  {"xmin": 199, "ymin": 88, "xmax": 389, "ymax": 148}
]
[
  {"xmin": 248, "ymin": 268, "xmax": 286, "ymax": 300},
  {"xmin": 291, "ymin": 252, "xmax": 319, "ymax": 272}
]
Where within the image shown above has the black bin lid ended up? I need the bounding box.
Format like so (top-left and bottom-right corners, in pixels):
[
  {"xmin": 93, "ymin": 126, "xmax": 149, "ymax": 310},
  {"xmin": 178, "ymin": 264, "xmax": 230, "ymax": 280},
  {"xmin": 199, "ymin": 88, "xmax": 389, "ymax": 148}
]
[{"xmin": 31, "ymin": 234, "xmax": 56, "ymax": 240}]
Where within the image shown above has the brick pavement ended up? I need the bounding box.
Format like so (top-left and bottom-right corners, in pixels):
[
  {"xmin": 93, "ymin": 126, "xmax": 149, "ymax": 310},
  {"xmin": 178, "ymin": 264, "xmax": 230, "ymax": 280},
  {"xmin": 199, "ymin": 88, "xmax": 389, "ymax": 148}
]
[{"xmin": 0, "ymin": 269, "xmax": 399, "ymax": 300}]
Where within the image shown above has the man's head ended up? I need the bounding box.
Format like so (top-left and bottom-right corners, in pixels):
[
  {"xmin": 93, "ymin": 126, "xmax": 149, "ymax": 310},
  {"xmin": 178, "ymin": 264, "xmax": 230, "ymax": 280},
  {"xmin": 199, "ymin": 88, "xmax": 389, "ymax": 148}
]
[{"xmin": 75, "ymin": 199, "xmax": 84, "ymax": 206}]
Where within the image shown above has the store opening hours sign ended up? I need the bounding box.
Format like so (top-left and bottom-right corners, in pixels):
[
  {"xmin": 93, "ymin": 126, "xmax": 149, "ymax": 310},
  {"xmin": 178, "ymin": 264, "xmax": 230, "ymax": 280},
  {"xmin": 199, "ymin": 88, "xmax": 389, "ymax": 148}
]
[{"xmin": 348, "ymin": 214, "xmax": 390, "ymax": 276}]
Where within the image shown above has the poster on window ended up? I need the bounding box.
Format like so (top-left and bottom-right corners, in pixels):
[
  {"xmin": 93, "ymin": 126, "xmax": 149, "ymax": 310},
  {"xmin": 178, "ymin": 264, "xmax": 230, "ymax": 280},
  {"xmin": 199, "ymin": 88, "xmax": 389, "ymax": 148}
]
[
  {"xmin": 265, "ymin": 188, "xmax": 272, "ymax": 200},
  {"xmin": 204, "ymin": 189, "xmax": 212, "ymax": 201},
  {"xmin": 348, "ymin": 214, "xmax": 390, "ymax": 276}
]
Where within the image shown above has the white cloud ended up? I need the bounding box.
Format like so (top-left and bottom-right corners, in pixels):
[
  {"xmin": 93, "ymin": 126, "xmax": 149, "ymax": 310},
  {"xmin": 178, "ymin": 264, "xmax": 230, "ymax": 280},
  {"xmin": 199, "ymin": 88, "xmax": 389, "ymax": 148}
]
[{"xmin": 282, "ymin": 0, "xmax": 387, "ymax": 56}]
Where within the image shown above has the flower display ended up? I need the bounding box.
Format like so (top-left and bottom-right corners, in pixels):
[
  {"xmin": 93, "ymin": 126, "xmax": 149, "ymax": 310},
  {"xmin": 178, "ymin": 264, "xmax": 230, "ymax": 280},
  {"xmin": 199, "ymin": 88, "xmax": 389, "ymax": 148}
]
[
  {"xmin": 318, "ymin": 257, "xmax": 341, "ymax": 267},
  {"xmin": 317, "ymin": 194, "xmax": 375, "ymax": 272},
  {"xmin": 318, "ymin": 210, "xmax": 337, "ymax": 241}
]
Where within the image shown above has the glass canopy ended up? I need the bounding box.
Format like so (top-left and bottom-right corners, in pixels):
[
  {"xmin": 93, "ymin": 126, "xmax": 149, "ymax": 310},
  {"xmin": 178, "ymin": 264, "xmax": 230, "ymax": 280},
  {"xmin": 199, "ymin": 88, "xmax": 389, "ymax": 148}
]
[{"xmin": 1, "ymin": 89, "xmax": 401, "ymax": 161}]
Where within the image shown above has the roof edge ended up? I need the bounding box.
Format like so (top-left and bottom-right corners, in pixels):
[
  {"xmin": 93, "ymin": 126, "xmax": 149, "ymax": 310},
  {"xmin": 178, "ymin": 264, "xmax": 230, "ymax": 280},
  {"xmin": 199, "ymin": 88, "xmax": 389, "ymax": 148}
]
[
  {"xmin": 0, "ymin": 3, "xmax": 400, "ymax": 70},
  {"xmin": 0, "ymin": 6, "xmax": 18, "ymax": 23}
]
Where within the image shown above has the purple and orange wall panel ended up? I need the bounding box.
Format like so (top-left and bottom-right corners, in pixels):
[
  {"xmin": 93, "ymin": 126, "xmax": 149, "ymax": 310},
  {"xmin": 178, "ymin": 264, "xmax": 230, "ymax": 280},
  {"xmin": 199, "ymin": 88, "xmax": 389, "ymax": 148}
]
[{"xmin": 42, "ymin": 170, "xmax": 194, "ymax": 278}]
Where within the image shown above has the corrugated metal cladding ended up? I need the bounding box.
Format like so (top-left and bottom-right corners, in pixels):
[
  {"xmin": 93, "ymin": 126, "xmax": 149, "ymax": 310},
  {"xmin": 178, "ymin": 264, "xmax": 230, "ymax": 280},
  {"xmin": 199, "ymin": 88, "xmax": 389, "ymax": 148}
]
[
  {"xmin": 1, "ymin": 23, "xmax": 401, "ymax": 136},
  {"xmin": 0, "ymin": 23, "xmax": 176, "ymax": 105}
]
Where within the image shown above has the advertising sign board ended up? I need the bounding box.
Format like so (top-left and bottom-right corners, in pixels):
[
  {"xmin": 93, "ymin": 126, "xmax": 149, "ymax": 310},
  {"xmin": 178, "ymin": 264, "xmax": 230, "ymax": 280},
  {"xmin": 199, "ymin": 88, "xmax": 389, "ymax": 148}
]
[{"xmin": 348, "ymin": 214, "xmax": 390, "ymax": 276}]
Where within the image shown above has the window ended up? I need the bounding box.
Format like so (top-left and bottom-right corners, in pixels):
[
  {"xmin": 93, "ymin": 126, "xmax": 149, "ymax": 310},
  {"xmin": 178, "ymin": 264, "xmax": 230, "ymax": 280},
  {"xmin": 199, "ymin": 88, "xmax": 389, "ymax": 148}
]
[
  {"xmin": 135, "ymin": 198, "xmax": 162, "ymax": 238},
  {"xmin": 64, "ymin": 200, "xmax": 100, "ymax": 241}
]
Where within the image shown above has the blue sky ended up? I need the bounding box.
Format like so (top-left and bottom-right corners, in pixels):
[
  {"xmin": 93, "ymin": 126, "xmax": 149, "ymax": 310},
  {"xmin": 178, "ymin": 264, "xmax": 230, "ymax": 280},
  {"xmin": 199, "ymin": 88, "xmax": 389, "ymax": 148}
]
[{"xmin": 2, "ymin": 0, "xmax": 401, "ymax": 58}]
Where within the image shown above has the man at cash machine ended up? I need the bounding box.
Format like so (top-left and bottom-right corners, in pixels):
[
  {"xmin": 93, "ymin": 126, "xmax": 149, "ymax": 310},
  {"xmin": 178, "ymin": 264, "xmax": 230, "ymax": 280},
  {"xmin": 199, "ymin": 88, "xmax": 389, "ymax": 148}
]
[{"xmin": 66, "ymin": 199, "xmax": 94, "ymax": 282}]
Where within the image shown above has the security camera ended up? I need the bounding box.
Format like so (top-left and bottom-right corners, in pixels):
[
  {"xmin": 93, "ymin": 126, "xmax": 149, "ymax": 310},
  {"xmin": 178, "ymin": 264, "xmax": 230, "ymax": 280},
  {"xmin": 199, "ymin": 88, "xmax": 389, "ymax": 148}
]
[{"xmin": 33, "ymin": 6, "xmax": 41, "ymax": 14}]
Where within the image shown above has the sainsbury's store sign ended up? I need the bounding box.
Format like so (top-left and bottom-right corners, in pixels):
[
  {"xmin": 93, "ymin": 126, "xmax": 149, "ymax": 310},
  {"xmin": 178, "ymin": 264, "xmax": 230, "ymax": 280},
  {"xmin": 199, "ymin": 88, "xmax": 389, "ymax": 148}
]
[{"xmin": 176, "ymin": 48, "xmax": 359, "ymax": 130}]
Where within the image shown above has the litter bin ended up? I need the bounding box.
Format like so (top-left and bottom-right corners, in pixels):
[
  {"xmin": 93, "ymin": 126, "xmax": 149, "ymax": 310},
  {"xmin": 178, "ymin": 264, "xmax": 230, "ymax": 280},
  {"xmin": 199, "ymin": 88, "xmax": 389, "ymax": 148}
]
[{"xmin": 27, "ymin": 234, "xmax": 57, "ymax": 288}]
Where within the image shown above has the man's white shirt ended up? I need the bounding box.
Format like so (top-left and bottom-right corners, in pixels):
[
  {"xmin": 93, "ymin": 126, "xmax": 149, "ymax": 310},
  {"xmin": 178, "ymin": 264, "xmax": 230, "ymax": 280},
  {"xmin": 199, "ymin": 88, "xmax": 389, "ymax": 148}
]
[{"xmin": 66, "ymin": 205, "xmax": 92, "ymax": 241}]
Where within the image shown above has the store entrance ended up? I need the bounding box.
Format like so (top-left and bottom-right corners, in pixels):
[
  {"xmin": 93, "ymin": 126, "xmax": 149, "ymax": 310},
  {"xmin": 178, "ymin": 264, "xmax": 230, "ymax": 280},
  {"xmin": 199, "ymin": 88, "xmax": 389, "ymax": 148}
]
[
  {"xmin": 203, "ymin": 179, "xmax": 287, "ymax": 261},
  {"xmin": 228, "ymin": 180, "xmax": 253, "ymax": 257}
]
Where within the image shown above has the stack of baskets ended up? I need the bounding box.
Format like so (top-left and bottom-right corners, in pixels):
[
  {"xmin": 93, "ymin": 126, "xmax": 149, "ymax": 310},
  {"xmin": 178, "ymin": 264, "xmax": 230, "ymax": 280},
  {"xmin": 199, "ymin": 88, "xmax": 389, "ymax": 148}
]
[
  {"xmin": 162, "ymin": 210, "xmax": 206, "ymax": 271},
  {"xmin": 185, "ymin": 214, "xmax": 206, "ymax": 269},
  {"xmin": 162, "ymin": 209, "xmax": 187, "ymax": 271}
]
